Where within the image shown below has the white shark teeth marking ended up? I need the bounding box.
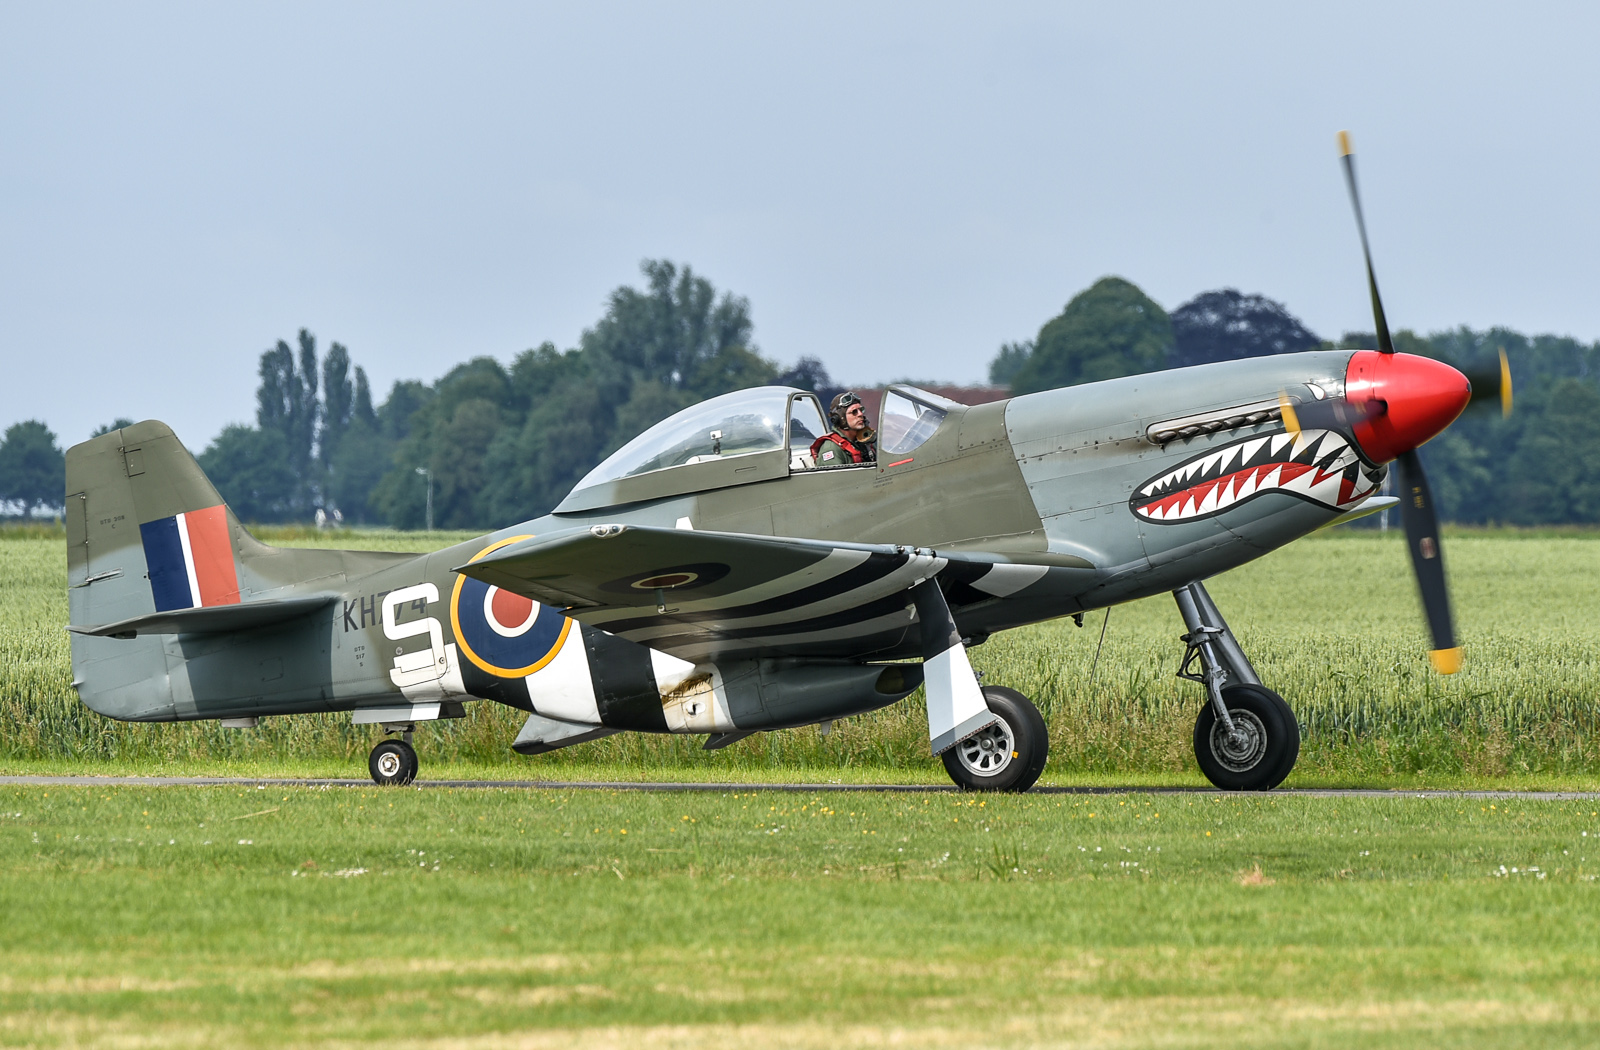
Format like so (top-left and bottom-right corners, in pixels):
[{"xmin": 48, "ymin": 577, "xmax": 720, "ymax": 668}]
[
  {"xmin": 1135, "ymin": 425, "xmax": 1376, "ymax": 524},
  {"xmin": 1213, "ymin": 478, "xmax": 1234, "ymax": 511}
]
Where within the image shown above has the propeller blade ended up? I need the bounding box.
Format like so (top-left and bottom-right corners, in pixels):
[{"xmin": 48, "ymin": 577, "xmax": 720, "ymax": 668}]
[
  {"xmin": 1393, "ymin": 449, "xmax": 1461, "ymax": 673},
  {"xmin": 1279, "ymin": 391, "xmax": 1387, "ymax": 437},
  {"xmin": 1460, "ymin": 347, "xmax": 1513, "ymax": 418},
  {"xmin": 1338, "ymin": 131, "xmax": 1395, "ymax": 355}
]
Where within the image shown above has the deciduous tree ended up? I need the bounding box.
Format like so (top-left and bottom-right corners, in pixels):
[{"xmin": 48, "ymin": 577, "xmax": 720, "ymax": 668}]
[
  {"xmin": 1009, "ymin": 277, "xmax": 1172, "ymax": 394},
  {"xmin": 1169, "ymin": 289, "xmax": 1320, "ymax": 368},
  {"xmin": 0, "ymin": 421, "xmax": 65, "ymax": 515}
]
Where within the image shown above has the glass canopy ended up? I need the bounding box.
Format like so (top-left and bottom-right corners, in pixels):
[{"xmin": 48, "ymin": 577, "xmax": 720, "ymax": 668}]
[{"xmin": 573, "ymin": 387, "xmax": 802, "ymax": 490}]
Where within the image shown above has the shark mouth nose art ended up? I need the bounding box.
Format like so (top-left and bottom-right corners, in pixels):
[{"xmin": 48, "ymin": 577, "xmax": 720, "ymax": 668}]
[{"xmin": 1132, "ymin": 429, "xmax": 1378, "ymax": 524}]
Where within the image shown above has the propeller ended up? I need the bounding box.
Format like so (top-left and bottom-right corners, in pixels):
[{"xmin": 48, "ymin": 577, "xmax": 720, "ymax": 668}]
[
  {"xmin": 1461, "ymin": 347, "xmax": 1513, "ymax": 418},
  {"xmin": 1337, "ymin": 131, "xmax": 1461, "ymax": 674},
  {"xmin": 1339, "ymin": 130, "xmax": 1395, "ymax": 356},
  {"xmin": 1278, "ymin": 392, "xmax": 1385, "ymax": 435},
  {"xmin": 1393, "ymin": 450, "xmax": 1459, "ymax": 673}
]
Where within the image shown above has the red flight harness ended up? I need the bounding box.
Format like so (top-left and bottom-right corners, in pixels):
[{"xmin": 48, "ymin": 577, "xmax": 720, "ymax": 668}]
[{"xmin": 809, "ymin": 431, "xmax": 873, "ymax": 465}]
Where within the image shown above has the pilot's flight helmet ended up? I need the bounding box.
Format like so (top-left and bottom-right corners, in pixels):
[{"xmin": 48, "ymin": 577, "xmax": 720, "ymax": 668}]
[{"xmin": 830, "ymin": 391, "xmax": 865, "ymax": 429}]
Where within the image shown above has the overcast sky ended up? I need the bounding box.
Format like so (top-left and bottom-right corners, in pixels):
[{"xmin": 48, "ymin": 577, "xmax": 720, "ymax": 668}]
[{"xmin": 3, "ymin": 2, "xmax": 1596, "ymax": 449}]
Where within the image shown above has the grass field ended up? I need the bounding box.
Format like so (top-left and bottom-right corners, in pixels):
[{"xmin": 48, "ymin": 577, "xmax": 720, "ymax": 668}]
[
  {"xmin": 2, "ymin": 523, "xmax": 1599, "ymax": 786},
  {"xmin": 2, "ymin": 782, "xmax": 1598, "ymax": 1047},
  {"xmin": 5, "ymin": 525, "xmax": 1600, "ymax": 1046}
]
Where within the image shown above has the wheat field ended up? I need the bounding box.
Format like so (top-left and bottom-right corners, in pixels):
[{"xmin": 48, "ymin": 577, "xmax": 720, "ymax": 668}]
[{"xmin": 2, "ymin": 524, "xmax": 1597, "ymax": 783}]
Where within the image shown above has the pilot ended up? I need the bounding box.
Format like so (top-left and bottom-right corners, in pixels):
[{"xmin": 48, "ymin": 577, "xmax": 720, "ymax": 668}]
[{"xmin": 810, "ymin": 391, "xmax": 878, "ymax": 467}]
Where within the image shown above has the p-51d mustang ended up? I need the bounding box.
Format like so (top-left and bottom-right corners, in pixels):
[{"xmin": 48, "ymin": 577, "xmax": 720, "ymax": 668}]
[{"xmin": 63, "ymin": 134, "xmax": 1509, "ymax": 791}]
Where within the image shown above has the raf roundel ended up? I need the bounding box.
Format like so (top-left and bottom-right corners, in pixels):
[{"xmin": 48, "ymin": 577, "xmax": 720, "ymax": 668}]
[{"xmin": 450, "ymin": 536, "xmax": 571, "ymax": 677}]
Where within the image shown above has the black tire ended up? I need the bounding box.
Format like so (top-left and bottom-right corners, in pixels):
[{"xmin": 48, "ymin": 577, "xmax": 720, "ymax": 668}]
[
  {"xmin": 369, "ymin": 739, "xmax": 418, "ymax": 786},
  {"xmin": 941, "ymin": 686, "xmax": 1049, "ymax": 792},
  {"xmin": 1193, "ymin": 684, "xmax": 1299, "ymax": 791}
]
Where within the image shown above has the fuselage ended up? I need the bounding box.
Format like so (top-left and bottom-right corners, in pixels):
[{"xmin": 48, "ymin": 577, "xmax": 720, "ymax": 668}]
[{"xmin": 68, "ymin": 349, "xmax": 1414, "ymax": 735}]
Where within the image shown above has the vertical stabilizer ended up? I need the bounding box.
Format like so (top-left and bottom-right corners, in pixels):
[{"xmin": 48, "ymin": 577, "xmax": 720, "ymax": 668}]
[
  {"xmin": 65, "ymin": 420, "xmax": 423, "ymax": 723},
  {"xmin": 66, "ymin": 421, "xmax": 269, "ymax": 719}
]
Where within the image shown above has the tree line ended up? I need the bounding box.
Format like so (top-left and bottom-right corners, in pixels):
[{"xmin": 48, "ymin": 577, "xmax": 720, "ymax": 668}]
[
  {"xmin": 2, "ymin": 263, "xmax": 1598, "ymax": 528},
  {"xmin": 201, "ymin": 260, "xmax": 835, "ymax": 528}
]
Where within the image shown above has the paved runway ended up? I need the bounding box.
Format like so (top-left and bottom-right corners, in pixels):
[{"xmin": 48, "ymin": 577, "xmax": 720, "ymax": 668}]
[{"xmin": 1, "ymin": 776, "xmax": 1596, "ymax": 800}]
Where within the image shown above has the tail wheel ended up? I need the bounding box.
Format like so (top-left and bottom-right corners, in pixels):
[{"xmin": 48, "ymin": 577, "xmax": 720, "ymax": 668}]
[
  {"xmin": 1193, "ymin": 684, "xmax": 1299, "ymax": 791},
  {"xmin": 941, "ymin": 686, "xmax": 1049, "ymax": 793},
  {"xmin": 369, "ymin": 739, "xmax": 419, "ymax": 786}
]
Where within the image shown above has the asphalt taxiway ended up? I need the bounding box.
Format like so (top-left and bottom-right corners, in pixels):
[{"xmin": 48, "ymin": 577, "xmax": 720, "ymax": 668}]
[{"xmin": 1, "ymin": 776, "xmax": 1596, "ymax": 800}]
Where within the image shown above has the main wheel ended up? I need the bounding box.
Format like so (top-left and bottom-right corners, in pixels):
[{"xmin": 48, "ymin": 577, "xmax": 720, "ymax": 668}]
[
  {"xmin": 1193, "ymin": 684, "xmax": 1299, "ymax": 791},
  {"xmin": 941, "ymin": 686, "xmax": 1048, "ymax": 792},
  {"xmin": 369, "ymin": 739, "xmax": 419, "ymax": 786}
]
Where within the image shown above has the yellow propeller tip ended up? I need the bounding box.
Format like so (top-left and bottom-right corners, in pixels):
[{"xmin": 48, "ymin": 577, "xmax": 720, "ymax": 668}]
[
  {"xmin": 1337, "ymin": 130, "xmax": 1353, "ymax": 156},
  {"xmin": 1428, "ymin": 647, "xmax": 1463, "ymax": 675},
  {"xmin": 1498, "ymin": 348, "xmax": 1513, "ymax": 418},
  {"xmin": 1278, "ymin": 392, "xmax": 1301, "ymax": 435}
]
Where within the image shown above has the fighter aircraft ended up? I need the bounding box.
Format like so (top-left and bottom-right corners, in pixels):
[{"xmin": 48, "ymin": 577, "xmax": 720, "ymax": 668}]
[{"xmin": 62, "ymin": 134, "xmax": 1510, "ymax": 791}]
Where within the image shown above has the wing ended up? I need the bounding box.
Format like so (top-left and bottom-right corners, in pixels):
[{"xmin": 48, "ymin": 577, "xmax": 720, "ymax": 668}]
[{"xmin": 455, "ymin": 524, "xmax": 952, "ymax": 662}]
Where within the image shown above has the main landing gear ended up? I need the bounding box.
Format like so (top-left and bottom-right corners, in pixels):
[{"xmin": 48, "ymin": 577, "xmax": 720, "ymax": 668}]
[
  {"xmin": 941, "ymin": 685, "xmax": 1049, "ymax": 793},
  {"xmin": 1174, "ymin": 582, "xmax": 1299, "ymax": 791}
]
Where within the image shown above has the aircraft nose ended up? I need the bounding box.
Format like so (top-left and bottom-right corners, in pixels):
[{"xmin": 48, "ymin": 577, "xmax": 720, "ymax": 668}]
[{"xmin": 1344, "ymin": 350, "xmax": 1471, "ymax": 464}]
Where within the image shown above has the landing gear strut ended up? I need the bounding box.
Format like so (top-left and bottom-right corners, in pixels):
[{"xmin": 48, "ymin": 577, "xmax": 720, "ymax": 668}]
[
  {"xmin": 941, "ymin": 686, "xmax": 1049, "ymax": 792},
  {"xmin": 1173, "ymin": 581, "xmax": 1299, "ymax": 791},
  {"xmin": 369, "ymin": 726, "xmax": 419, "ymax": 786}
]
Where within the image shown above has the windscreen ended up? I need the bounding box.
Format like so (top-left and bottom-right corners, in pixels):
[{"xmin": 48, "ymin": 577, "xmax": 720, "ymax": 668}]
[{"xmin": 879, "ymin": 389, "xmax": 947, "ymax": 454}]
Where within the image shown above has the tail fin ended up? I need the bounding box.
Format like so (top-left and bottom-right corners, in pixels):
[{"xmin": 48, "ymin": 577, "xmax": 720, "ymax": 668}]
[
  {"xmin": 65, "ymin": 421, "xmax": 273, "ymax": 719},
  {"xmin": 66, "ymin": 421, "xmax": 418, "ymax": 722},
  {"xmin": 66, "ymin": 420, "xmax": 263, "ymax": 619}
]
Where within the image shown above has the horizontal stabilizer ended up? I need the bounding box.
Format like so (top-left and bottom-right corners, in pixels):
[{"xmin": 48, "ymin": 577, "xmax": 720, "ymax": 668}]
[{"xmin": 67, "ymin": 594, "xmax": 336, "ymax": 639}]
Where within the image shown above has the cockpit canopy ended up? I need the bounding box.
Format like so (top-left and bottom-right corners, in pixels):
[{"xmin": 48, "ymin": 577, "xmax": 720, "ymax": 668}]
[
  {"xmin": 573, "ymin": 387, "xmax": 824, "ymax": 489},
  {"xmin": 558, "ymin": 387, "xmax": 828, "ymax": 512},
  {"xmin": 555, "ymin": 383, "xmax": 965, "ymax": 514}
]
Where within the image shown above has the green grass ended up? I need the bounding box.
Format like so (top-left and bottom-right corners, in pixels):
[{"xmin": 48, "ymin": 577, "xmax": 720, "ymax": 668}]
[
  {"xmin": 4, "ymin": 525, "xmax": 1600, "ymax": 786},
  {"xmin": 2, "ymin": 784, "xmax": 1598, "ymax": 1047}
]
